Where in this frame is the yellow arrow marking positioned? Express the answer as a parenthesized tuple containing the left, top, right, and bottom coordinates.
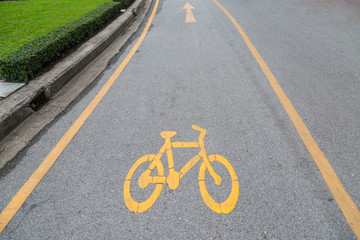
(183, 3, 196, 23)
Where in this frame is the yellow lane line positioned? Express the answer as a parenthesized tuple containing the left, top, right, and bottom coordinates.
(0, 0, 160, 234)
(213, 0, 360, 237)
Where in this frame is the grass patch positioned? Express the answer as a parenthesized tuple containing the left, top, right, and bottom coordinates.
(0, 0, 134, 82)
(0, 0, 112, 58)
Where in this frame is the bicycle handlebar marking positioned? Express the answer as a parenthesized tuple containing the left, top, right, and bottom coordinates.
(123, 125, 239, 214)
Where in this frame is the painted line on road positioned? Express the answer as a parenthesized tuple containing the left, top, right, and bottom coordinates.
(213, 0, 360, 237)
(0, 0, 159, 234)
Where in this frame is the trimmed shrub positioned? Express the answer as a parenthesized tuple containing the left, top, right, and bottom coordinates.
(0, 0, 134, 82)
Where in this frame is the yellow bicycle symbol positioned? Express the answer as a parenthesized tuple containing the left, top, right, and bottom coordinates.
(124, 125, 239, 214)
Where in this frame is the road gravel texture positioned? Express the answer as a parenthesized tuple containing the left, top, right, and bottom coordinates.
(0, 0, 359, 238)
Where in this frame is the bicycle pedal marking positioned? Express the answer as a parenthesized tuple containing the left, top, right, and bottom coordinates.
(123, 125, 239, 214)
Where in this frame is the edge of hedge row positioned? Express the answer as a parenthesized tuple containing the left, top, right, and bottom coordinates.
(0, 0, 134, 83)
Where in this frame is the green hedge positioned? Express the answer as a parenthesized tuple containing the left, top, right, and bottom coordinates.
(0, 0, 134, 82)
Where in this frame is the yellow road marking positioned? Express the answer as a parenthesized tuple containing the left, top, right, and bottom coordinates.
(198, 154, 239, 214)
(180, 155, 201, 178)
(0, 0, 160, 234)
(183, 3, 197, 23)
(172, 142, 200, 148)
(213, 0, 360, 237)
(124, 125, 239, 214)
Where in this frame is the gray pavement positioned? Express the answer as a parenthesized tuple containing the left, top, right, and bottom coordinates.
(0, 0, 359, 239)
(0, 82, 25, 99)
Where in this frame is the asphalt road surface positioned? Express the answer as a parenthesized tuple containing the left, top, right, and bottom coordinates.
(1, 0, 359, 238)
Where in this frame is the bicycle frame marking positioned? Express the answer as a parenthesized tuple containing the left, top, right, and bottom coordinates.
(144, 143, 202, 183)
(124, 125, 239, 214)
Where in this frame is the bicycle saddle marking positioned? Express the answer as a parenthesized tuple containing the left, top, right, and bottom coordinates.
(160, 131, 177, 139)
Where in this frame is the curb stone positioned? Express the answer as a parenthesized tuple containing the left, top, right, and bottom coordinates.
(0, 0, 147, 142)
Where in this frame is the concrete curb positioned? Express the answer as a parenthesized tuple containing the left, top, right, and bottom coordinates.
(0, 0, 146, 142)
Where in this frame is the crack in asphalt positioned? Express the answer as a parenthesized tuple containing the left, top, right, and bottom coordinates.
(7, 197, 52, 237)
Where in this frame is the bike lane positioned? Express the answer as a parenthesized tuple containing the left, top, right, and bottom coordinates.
(0, 0, 356, 238)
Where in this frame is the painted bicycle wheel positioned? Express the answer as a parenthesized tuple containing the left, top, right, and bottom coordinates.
(124, 154, 164, 213)
(198, 154, 239, 214)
